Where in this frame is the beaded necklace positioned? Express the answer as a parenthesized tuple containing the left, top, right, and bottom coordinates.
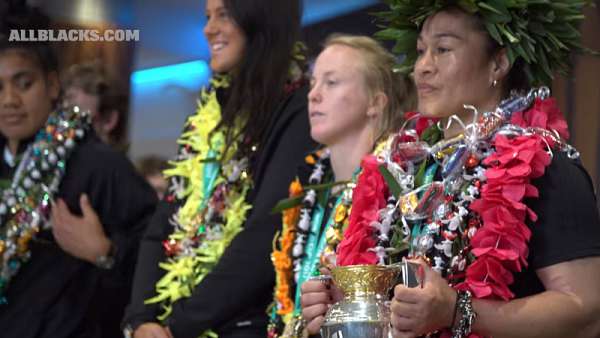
(0, 106, 90, 303)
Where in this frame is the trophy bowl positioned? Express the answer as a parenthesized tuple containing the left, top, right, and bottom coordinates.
(320, 264, 400, 338)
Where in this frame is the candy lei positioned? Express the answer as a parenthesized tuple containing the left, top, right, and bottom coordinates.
(269, 149, 355, 337)
(145, 77, 253, 338)
(0, 106, 90, 304)
(336, 87, 577, 337)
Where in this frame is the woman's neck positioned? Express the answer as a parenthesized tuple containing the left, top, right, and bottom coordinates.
(7, 139, 19, 156)
(328, 128, 375, 182)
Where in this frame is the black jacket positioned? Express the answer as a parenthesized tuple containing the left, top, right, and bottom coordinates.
(0, 132, 158, 338)
(123, 85, 316, 338)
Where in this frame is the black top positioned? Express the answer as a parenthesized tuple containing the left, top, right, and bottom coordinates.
(0, 132, 157, 338)
(511, 152, 600, 297)
(123, 85, 316, 338)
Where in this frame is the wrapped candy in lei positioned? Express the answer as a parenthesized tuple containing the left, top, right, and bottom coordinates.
(145, 77, 253, 338)
(0, 106, 90, 304)
(336, 87, 577, 337)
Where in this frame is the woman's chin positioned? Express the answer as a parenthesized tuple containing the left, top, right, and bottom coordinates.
(417, 104, 453, 119)
(310, 129, 335, 147)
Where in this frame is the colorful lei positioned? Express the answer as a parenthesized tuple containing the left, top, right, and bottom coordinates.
(336, 87, 577, 337)
(146, 44, 308, 336)
(145, 77, 253, 338)
(268, 149, 355, 338)
(0, 106, 90, 304)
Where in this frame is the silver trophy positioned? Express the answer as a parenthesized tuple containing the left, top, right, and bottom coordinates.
(320, 261, 420, 338)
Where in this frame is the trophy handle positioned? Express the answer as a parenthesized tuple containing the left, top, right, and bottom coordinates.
(388, 259, 422, 288)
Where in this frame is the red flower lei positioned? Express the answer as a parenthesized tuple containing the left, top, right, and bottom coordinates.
(336, 155, 387, 266)
(338, 98, 571, 337)
(458, 97, 568, 300)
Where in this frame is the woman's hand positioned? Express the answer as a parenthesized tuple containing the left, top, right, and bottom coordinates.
(133, 323, 173, 338)
(51, 194, 111, 264)
(300, 269, 344, 334)
(390, 261, 457, 338)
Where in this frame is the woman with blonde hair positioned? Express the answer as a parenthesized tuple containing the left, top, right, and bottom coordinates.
(268, 34, 414, 338)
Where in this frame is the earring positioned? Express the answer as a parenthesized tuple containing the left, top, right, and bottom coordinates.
(492, 79, 498, 88)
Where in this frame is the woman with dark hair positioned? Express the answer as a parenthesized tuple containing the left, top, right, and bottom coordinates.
(0, 4, 157, 338)
(301, 1, 600, 338)
(122, 0, 314, 337)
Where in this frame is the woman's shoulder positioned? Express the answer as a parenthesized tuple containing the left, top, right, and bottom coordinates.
(277, 82, 309, 122)
(527, 150, 600, 269)
(261, 82, 311, 145)
(533, 150, 594, 196)
(69, 131, 136, 174)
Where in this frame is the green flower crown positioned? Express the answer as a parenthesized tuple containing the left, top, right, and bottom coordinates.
(374, 0, 596, 86)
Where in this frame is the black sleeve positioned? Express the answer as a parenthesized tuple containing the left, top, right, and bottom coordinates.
(527, 152, 600, 270)
(123, 199, 178, 329)
(166, 98, 315, 336)
(58, 138, 158, 282)
(56, 137, 158, 338)
(83, 149, 158, 282)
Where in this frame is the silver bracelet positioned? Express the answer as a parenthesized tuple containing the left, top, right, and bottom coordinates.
(451, 290, 477, 338)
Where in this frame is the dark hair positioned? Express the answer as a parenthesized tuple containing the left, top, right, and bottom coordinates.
(0, 1, 57, 75)
(467, 14, 529, 95)
(62, 62, 130, 149)
(216, 0, 303, 155)
(440, 6, 529, 95)
(136, 155, 168, 177)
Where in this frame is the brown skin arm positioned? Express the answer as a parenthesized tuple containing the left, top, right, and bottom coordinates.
(390, 257, 600, 338)
(471, 256, 600, 338)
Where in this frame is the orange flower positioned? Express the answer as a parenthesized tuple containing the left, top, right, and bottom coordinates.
(289, 178, 303, 196)
(272, 178, 304, 316)
(305, 154, 316, 165)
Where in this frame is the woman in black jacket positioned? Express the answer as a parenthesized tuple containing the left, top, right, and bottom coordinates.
(123, 0, 315, 337)
(0, 5, 157, 338)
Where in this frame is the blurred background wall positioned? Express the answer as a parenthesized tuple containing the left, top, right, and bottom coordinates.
(31, 0, 600, 184)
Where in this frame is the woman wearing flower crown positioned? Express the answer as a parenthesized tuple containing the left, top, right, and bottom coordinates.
(268, 34, 414, 338)
(0, 4, 157, 338)
(301, 1, 600, 338)
(122, 0, 316, 337)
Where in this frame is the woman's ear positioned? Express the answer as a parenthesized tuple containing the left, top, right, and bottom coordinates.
(490, 48, 510, 84)
(367, 92, 388, 118)
(100, 109, 120, 134)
